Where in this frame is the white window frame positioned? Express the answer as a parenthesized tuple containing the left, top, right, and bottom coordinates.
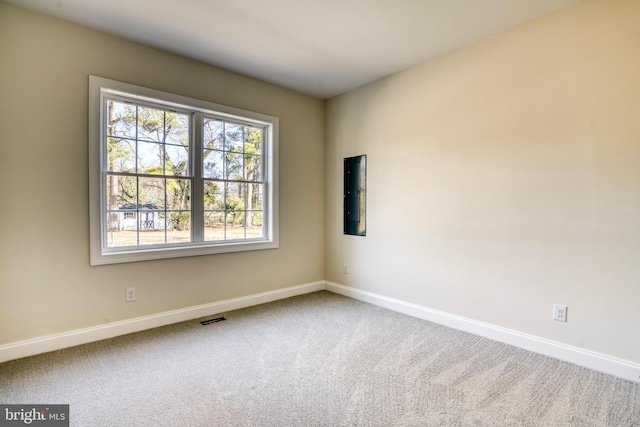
(89, 76, 279, 265)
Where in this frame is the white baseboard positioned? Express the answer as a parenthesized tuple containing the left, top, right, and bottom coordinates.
(325, 281, 640, 384)
(0, 281, 325, 363)
(3, 280, 639, 384)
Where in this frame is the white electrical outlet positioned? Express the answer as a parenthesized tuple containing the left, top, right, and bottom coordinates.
(126, 287, 136, 302)
(553, 304, 567, 322)
(343, 264, 348, 274)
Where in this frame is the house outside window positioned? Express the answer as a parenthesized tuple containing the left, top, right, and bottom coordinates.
(89, 76, 279, 265)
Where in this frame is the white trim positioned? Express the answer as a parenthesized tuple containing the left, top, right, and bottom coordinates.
(0, 281, 324, 363)
(88, 75, 279, 265)
(325, 282, 640, 384)
(3, 280, 638, 384)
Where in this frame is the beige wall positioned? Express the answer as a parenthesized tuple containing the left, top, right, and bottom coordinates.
(0, 2, 325, 344)
(326, 0, 640, 363)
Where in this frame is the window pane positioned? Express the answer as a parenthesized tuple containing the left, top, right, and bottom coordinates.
(226, 152, 243, 180)
(203, 119, 224, 150)
(226, 182, 245, 211)
(244, 126, 262, 154)
(165, 112, 189, 145)
(107, 138, 136, 173)
(165, 144, 189, 176)
(107, 229, 138, 248)
(107, 193, 139, 249)
(244, 154, 262, 181)
(139, 211, 166, 245)
(167, 179, 191, 211)
(111, 175, 137, 208)
(167, 212, 191, 242)
(247, 183, 263, 210)
(203, 150, 223, 179)
(105, 175, 119, 211)
(226, 212, 245, 240)
(204, 212, 225, 241)
(107, 101, 136, 139)
(204, 181, 224, 210)
(225, 123, 243, 152)
(139, 177, 165, 209)
(246, 212, 263, 238)
(138, 106, 164, 142)
(106, 210, 120, 234)
(139, 230, 164, 245)
(138, 141, 163, 174)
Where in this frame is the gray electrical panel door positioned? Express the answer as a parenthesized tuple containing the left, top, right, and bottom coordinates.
(344, 155, 366, 236)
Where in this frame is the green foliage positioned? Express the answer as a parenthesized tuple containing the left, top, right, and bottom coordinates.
(139, 109, 162, 134)
(226, 196, 243, 211)
(144, 165, 163, 175)
(169, 212, 190, 231)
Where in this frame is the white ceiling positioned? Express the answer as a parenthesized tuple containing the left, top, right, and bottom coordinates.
(6, 0, 578, 99)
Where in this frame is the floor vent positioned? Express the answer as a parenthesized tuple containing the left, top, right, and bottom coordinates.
(200, 317, 226, 326)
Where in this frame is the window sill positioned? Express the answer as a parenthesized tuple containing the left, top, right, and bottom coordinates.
(90, 240, 279, 265)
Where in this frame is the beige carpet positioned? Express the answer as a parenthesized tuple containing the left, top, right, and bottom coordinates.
(1, 291, 638, 426)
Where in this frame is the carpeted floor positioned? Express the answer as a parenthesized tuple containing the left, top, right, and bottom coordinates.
(1, 291, 639, 426)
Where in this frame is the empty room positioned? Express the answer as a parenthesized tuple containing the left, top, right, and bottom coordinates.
(1, 0, 639, 425)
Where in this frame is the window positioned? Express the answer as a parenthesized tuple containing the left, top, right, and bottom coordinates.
(89, 76, 278, 265)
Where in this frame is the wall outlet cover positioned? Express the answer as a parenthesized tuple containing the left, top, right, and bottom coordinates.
(553, 304, 567, 322)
